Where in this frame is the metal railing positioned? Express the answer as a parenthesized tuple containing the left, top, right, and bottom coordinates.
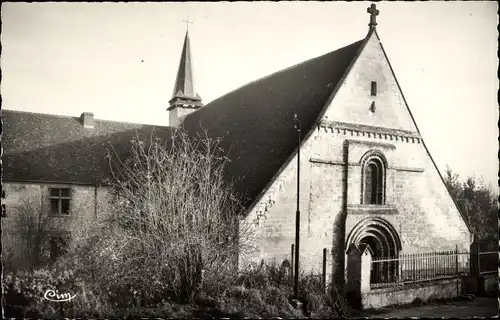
(371, 248, 470, 288)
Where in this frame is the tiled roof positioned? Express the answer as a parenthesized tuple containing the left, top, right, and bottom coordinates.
(3, 38, 364, 206)
(183, 39, 364, 207)
(2, 110, 174, 185)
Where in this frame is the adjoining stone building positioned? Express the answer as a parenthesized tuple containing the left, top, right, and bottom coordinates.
(2, 5, 471, 285)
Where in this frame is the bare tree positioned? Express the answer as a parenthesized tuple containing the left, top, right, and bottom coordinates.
(6, 198, 65, 271)
(92, 129, 256, 304)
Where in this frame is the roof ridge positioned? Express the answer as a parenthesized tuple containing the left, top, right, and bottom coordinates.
(242, 38, 367, 215)
(95, 118, 168, 127)
(2, 109, 170, 128)
(2, 109, 78, 119)
(196, 39, 365, 111)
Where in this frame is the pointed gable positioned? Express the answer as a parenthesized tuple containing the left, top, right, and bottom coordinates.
(183, 40, 364, 206)
(322, 28, 418, 133)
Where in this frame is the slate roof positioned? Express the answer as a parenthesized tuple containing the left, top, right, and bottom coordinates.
(2, 110, 174, 185)
(183, 39, 364, 207)
(3, 37, 364, 207)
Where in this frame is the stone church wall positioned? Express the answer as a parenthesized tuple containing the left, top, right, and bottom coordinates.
(241, 125, 470, 285)
(240, 29, 470, 283)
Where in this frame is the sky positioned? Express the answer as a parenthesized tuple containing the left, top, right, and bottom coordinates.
(1, 1, 498, 189)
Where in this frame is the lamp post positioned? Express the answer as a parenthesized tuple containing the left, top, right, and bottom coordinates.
(293, 114, 301, 300)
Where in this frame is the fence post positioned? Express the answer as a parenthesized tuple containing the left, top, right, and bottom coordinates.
(346, 243, 373, 296)
(291, 244, 294, 281)
(433, 252, 436, 278)
(346, 244, 361, 295)
(417, 252, 421, 280)
(399, 254, 403, 282)
(322, 248, 327, 292)
(475, 243, 481, 295)
(470, 242, 480, 294)
(412, 253, 416, 281)
(360, 245, 373, 294)
(455, 244, 460, 296)
(476, 247, 480, 277)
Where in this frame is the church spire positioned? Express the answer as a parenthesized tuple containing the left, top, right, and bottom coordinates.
(168, 24, 203, 127)
(169, 30, 202, 105)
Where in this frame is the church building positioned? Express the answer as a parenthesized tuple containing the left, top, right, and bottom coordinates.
(2, 5, 471, 283)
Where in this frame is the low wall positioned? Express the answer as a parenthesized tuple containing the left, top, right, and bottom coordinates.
(362, 278, 462, 309)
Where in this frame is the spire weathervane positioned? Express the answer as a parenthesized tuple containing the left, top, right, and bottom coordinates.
(367, 3, 379, 28)
(183, 16, 193, 32)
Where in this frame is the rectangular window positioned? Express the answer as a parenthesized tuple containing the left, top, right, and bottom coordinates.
(370, 81, 377, 96)
(49, 188, 71, 215)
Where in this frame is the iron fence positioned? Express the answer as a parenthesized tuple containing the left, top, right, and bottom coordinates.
(371, 248, 470, 288)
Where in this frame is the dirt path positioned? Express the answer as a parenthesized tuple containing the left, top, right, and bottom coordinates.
(364, 297, 498, 318)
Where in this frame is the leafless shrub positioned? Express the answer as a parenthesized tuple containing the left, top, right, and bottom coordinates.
(5, 198, 65, 271)
(87, 128, 256, 304)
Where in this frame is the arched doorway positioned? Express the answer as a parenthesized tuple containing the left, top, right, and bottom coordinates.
(346, 217, 402, 284)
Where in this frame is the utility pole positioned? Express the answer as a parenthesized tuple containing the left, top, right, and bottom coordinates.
(293, 114, 301, 300)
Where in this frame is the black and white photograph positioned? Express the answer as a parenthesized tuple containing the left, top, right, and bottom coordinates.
(1, 1, 498, 318)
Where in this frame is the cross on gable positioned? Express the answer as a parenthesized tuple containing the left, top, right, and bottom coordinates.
(183, 16, 193, 31)
(367, 3, 379, 28)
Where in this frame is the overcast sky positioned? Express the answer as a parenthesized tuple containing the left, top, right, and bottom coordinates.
(1, 2, 498, 188)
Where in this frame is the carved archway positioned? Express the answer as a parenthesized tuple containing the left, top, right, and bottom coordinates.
(345, 217, 402, 283)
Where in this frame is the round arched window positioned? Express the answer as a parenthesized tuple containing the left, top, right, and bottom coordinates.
(361, 153, 386, 205)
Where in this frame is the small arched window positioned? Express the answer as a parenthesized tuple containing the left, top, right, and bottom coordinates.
(361, 153, 386, 205)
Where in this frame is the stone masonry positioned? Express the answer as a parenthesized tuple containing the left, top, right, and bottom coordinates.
(240, 30, 471, 284)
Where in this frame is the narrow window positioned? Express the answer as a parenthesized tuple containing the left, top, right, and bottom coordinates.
(49, 188, 71, 215)
(375, 166, 383, 204)
(363, 157, 385, 205)
(371, 81, 377, 96)
(370, 162, 379, 203)
(364, 165, 373, 204)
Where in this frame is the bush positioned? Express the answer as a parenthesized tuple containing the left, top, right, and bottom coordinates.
(217, 261, 350, 319)
(217, 285, 301, 319)
(3, 258, 351, 318)
(235, 260, 293, 291)
(94, 130, 255, 305)
(291, 272, 352, 318)
(2, 266, 80, 318)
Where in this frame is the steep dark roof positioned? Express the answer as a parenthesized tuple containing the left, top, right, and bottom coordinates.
(3, 38, 363, 204)
(183, 39, 364, 207)
(2, 110, 174, 185)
